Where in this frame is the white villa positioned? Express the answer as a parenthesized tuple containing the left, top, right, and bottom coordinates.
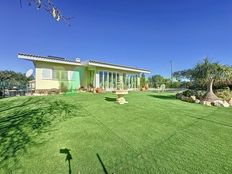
(18, 53, 150, 93)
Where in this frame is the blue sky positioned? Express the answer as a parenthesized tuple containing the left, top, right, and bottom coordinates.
(0, 0, 232, 77)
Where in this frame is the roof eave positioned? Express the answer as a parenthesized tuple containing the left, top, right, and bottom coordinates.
(18, 54, 82, 66)
(88, 62, 150, 74)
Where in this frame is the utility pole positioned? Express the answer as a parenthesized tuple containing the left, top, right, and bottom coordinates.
(170, 60, 173, 83)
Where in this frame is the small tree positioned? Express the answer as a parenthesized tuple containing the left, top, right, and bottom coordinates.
(174, 58, 232, 102)
(60, 82, 68, 93)
(148, 75, 165, 88)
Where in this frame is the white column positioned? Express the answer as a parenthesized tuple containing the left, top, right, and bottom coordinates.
(115, 72, 117, 89)
(102, 71, 104, 88)
(95, 71, 99, 88)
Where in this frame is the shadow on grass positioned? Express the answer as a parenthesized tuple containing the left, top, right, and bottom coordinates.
(60, 148, 72, 174)
(104, 97, 116, 102)
(148, 94, 176, 100)
(96, 153, 110, 174)
(184, 114, 232, 128)
(0, 97, 34, 113)
(0, 97, 84, 172)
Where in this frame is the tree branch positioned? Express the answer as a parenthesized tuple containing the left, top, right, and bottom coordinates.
(21, 0, 73, 26)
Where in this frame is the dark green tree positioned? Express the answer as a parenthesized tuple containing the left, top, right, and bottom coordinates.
(148, 75, 166, 88)
(0, 70, 33, 90)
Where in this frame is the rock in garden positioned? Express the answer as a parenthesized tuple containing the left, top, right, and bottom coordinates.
(212, 100, 230, 107)
(212, 100, 224, 107)
(228, 98, 232, 106)
(176, 93, 183, 99)
(189, 96, 196, 102)
(201, 100, 212, 106)
(190, 96, 196, 101)
(195, 99, 200, 104)
(181, 95, 187, 101)
(222, 101, 230, 107)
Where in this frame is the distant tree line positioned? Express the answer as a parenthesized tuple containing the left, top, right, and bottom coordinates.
(147, 74, 182, 88)
(0, 70, 34, 90)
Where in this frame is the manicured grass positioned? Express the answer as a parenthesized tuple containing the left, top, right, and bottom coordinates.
(0, 92, 232, 174)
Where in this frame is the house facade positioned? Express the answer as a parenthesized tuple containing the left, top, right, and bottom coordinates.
(18, 53, 150, 92)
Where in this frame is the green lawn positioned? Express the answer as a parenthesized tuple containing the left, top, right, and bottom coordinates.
(0, 92, 232, 174)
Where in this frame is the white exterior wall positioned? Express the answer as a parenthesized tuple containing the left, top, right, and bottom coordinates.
(35, 61, 82, 90)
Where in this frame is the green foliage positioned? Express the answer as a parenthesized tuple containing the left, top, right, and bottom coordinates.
(148, 74, 182, 88)
(214, 79, 232, 90)
(191, 58, 222, 81)
(60, 82, 68, 93)
(0, 70, 34, 90)
(173, 58, 232, 89)
(178, 88, 232, 101)
(48, 88, 60, 95)
(148, 74, 166, 88)
(215, 88, 232, 100)
(170, 81, 181, 88)
(181, 89, 206, 99)
(173, 69, 193, 80)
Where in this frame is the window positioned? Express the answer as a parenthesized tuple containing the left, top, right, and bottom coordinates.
(109, 72, 112, 88)
(52, 70, 59, 80)
(60, 71, 68, 81)
(113, 73, 116, 88)
(42, 68, 52, 79)
(99, 71, 104, 88)
(123, 73, 126, 88)
(117, 73, 120, 83)
(68, 71, 74, 81)
(104, 72, 108, 89)
(135, 75, 138, 88)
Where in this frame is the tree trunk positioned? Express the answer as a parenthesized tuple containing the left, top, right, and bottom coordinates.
(203, 78, 219, 102)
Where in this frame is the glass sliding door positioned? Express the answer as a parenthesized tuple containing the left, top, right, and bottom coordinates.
(133, 75, 136, 89)
(113, 73, 116, 88)
(120, 73, 139, 90)
(104, 72, 108, 89)
(109, 72, 113, 89)
(135, 75, 138, 88)
(99, 71, 104, 88)
(123, 73, 126, 89)
(116, 73, 120, 89)
(96, 71, 139, 91)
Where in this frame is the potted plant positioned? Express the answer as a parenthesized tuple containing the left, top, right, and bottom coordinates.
(96, 87, 103, 93)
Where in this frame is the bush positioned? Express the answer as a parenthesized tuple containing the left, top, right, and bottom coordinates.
(170, 81, 181, 88)
(182, 90, 194, 97)
(181, 89, 206, 99)
(179, 88, 232, 101)
(60, 82, 68, 93)
(79, 86, 85, 91)
(48, 88, 60, 95)
(36, 89, 48, 95)
(215, 88, 232, 100)
(96, 87, 104, 93)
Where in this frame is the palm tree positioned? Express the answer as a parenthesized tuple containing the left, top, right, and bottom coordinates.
(174, 58, 232, 102)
